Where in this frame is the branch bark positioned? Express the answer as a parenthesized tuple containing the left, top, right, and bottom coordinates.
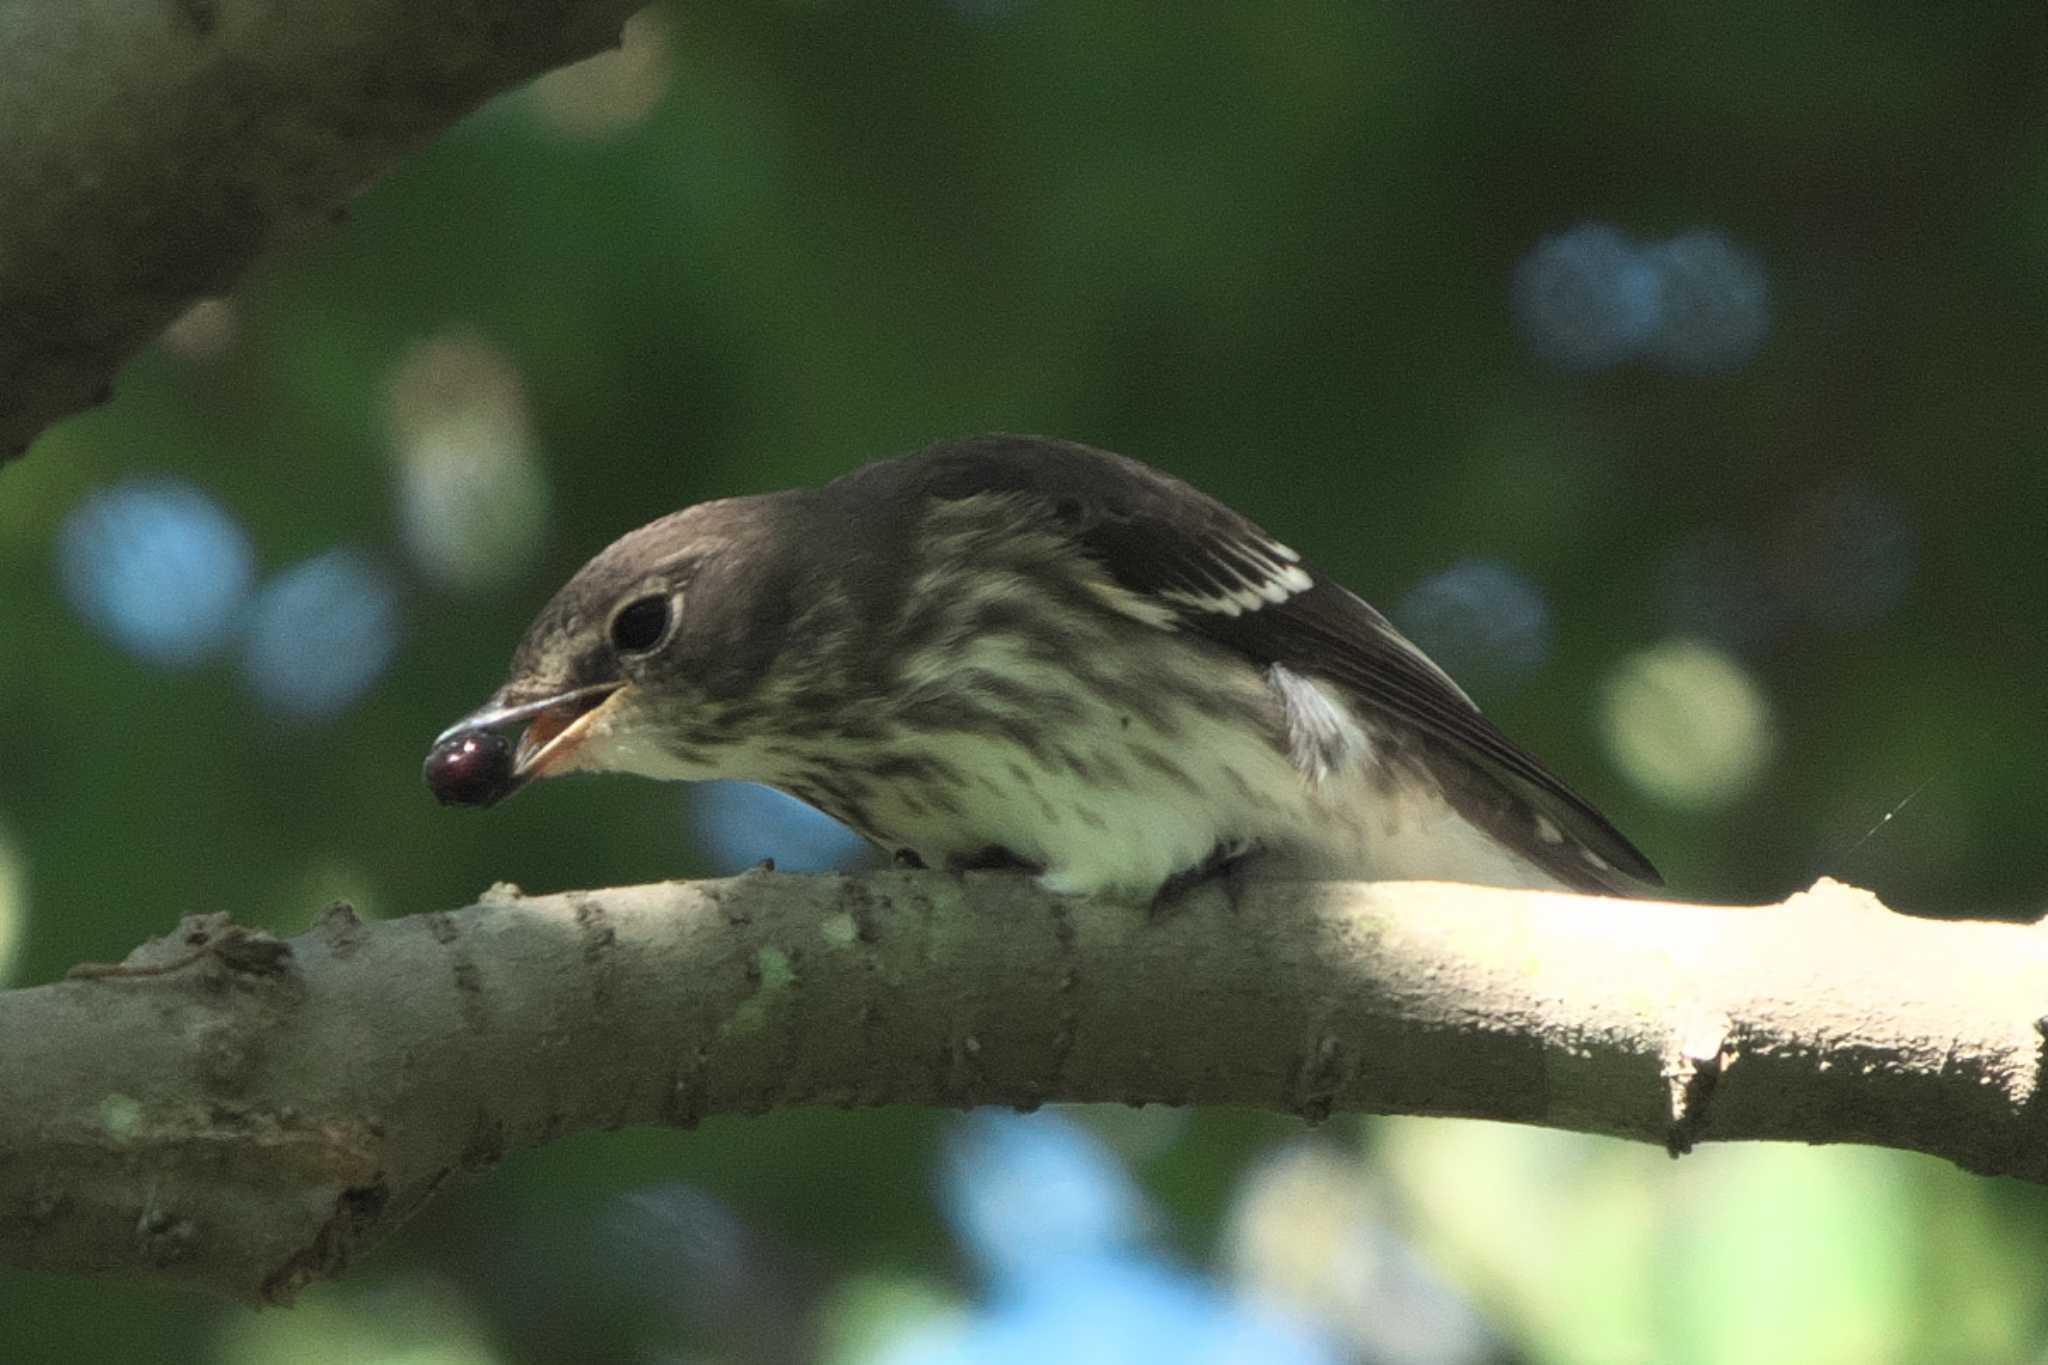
(0, 0, 643, 461)
(0, 872, 2042, 1305)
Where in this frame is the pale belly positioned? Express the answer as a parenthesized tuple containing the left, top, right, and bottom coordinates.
(795, 711, 1567, 899)
(845, 717, 1296, 897)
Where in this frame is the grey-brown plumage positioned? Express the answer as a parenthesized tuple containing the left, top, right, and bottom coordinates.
(427, 434, 1661, 899)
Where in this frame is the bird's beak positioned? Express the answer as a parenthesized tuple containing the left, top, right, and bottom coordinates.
(426, 679, 625, 806)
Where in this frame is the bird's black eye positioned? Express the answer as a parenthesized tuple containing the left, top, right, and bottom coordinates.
(609, 595, 671, 655)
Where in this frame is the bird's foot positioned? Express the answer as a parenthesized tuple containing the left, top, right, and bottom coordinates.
(1150, 839, 1259, 919)
(945, 845, 1046, 876)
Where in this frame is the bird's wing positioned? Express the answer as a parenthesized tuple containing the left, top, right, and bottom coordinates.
(907, 436, 1662, 889)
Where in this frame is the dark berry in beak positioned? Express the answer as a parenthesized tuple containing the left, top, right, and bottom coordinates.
(424, 730, 517, 807)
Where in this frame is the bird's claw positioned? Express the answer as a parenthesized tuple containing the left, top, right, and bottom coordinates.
(1150, 839, 1258, 919)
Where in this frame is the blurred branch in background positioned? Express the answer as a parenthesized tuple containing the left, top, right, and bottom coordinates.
(3, 871, 2045, 1307)
(0, 0, 644, 461)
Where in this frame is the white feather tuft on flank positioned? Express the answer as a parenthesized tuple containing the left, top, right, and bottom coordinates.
(1268, 664, 1369, 784)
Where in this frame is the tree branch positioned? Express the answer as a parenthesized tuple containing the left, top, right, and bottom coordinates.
(0, 0, 643, 461)
(0, 872, 2043, 1305)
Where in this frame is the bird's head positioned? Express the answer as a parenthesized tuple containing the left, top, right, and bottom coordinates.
(424, 491, 813, 807)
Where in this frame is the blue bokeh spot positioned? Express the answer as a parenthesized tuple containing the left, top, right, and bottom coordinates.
(1644, 229, 1772, 375)
(1513, 223, 1770, 376)
(686, 780, 874, 874)
(1510, 223, 1662, 373)
(880, 1111, 1335, 1364)
(1395, 558, 1554, 685)
(240, 550, 402, 721)
(942, 1111, 1146, 1286)
(56, 479, 255, 668)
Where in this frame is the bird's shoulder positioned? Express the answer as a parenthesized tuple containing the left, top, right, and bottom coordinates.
(835, 434, 1315, 618)
(834, 437, 1480, 754)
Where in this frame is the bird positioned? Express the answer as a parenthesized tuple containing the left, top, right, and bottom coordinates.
(425, 434, 1660, 901)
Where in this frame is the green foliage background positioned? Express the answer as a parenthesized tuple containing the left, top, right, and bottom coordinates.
(5, 4, 2048, 1361)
